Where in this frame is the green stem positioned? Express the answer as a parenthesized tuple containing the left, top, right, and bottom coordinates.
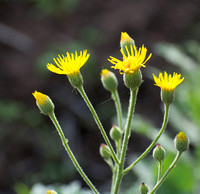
(112, 89, 123, 130)
(123, 104, 170, 174)
(150, 152, 182, 194)
(110, 89, 123, 193)
(157, 161, 162, 182)
(113, 88, 138, 194)
(77, 86, 119, 164)
(49, 112, 99, 194)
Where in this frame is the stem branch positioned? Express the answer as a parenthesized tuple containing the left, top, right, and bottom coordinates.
(150, 152, 182, 194)
(49, 113, 99, 194)
(123, 104, 170, 174)
(113, 88, 138, 194)
(77, 86, 119, 164)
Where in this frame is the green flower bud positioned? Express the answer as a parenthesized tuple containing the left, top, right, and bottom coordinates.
(161, 89, 175, 105)
(139, 182, 149, 194)
(153, 144, 166, 162)
(33, 91, 54, 116)
(99, 144, 112, 160)
(101, 69, 118, 92)
(123, 70, 142, 89)
(110, 124, 122, 142)
(68, 72, 83, 88)
(175, 132, 189, 152)
(46, 191, 57, 194)
(120, 32, 136, 57)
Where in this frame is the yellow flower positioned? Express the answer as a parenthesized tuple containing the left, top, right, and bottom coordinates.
(47, 50, 90, 76)
(108, 45, 152, 74)
(153, 71, 184, 91)
(33, 91, 54, 115)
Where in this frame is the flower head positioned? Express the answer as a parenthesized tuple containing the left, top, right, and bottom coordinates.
(175, 132, 189, 152)
(47, 50, 90, 76)
(153, 71, 184, 92)
(33, 91, 54, 115)
(108, 45, 152, 74)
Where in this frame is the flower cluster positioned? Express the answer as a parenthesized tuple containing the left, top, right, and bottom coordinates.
(32, 32, 188, 194)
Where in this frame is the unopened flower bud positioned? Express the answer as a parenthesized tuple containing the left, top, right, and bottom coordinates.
(101, 69, 118, 92)
(153, 144, 166, 162)
(123, 70, 142, 89)
(46, 190, 57, 194)
(120, 32, 135, 57)
(33, 91, 54, 116)
(110, 125, 122, 142)
(100, 144, 112, 160)
(139, 182, 149, 194)
(175, 132, 189, 152)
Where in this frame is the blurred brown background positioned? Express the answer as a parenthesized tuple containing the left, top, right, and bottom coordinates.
(0, 0, 199, 193)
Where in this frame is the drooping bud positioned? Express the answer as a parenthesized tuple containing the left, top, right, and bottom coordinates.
(99, 144, 112, 160)
(174, 132, 189, 152)
(153, 144, 166, 162)
(32, 91, 54, 116)
(101, 69, 118, 92)
(120, 32, 135, 57)
(110, 124, 122, 142)
(123, 70, 142, 89)
(46, 190, 57, 194)
(139, 182, 149, 194)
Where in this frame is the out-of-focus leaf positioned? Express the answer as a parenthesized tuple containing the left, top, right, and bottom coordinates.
(154, 42, 197, 71)
(0, 100, 22, 122)
(14, 182, 30, 194)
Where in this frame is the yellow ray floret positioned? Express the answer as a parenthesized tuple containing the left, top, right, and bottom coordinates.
(101, 69, 109, 76)
(153, 71, 184, 91)
(47, 50, 90, 76)
(32, 91, 49, 106)
(121, 32, 132, 42)
(108, 45, 152, 74)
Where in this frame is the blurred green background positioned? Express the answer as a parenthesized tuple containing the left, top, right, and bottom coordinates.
(0, 0, 199, 193)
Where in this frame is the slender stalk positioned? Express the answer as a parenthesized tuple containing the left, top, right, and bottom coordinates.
(77, 86, 119, 164)
(110, 89, 123, 193)
(157, 161, 162, 182)
(112, 89, 123, 130)
(123, 104, 170, 174)
(150, 152, 182, 194)
(49, 112, 99, 194)
(113, 88, 138, 194)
